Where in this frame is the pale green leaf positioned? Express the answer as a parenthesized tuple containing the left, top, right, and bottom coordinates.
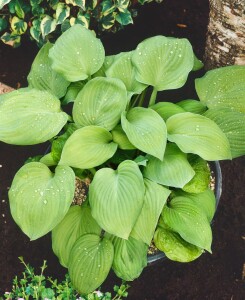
(52, 205, 101, 267)
(39, 153, 57, 167)
(193, 54, 204, 71)
(132, 36, 194, 91)
(143, 143, 195, 188)
(177, 99, 207, 114)
(106, 234, 148, 281)
(62, 81, 85, 105)
(111, 125, 136, 150)
(106, 51, 146, 96)
(73, 77, 127, 131)
(49, 25, 105, 81)
(89, 160, 145, 239)
(167, 112, 231, 160)
(40, 16, 57, 38)
(121, 107, 167, 160)
(27, 42, 70, 98)
(9, 162, 75, 240)
(195, 65, 245, 113)
(154, 227, 203, 262)
(0, 88, 68, 145)
(162, 196, 212, 252)
(68, 234, 113, 294)
(59, 126, 117, 169)
(131, 179, 171, 245)
(204, 108, 245, 158)
(151, 102, 185, 121)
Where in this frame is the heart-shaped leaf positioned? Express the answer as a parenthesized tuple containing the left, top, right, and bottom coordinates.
(195, 65, 245, 113)
(0, 88, 68, 145)
(73, 77, 127, 131)
(177, 99, 207, 114)
(27, 42, 69, 98)
(111, 125, 136, 150)
(121, 107, 167, 160)
(204, 108, 245, 158)
(132, 36, 194, 91)
(162, 196, 212, 252)
(52, 205, 101, 267)
(59, 126, 117, 169)
(106, 51, 146, 96)
(151, 102, 185, 121)
(154, 227, 203, 262)
(167, 112, 231, 160)
(106, 234, 148, 281)
(89, 160, 145, 239)
(9, 162, 75, 240)
(131, 179, 171, 245)
(49, 25, 105, 81)
(143, 143, 195, 188)
(68, 234, 114, 294)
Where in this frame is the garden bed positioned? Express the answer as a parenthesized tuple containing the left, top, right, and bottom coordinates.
(0, 0, 245, 299)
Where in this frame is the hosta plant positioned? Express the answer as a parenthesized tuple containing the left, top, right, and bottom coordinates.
(1, 25, 245, 294)
(0, 0, 155, 47)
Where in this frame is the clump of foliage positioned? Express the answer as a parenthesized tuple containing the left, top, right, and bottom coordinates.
(0, 0, 155, 47)
(1, 257, 129, 300)
(1, 25, 245, 294)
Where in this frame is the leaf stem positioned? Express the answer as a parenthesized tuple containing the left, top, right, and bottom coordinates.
(89, 168, 96, 176)
(149, 87, 158, 107)
(138, 88, 147, 107)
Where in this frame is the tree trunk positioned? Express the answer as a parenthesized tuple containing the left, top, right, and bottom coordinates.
(204, 0, 245, 69)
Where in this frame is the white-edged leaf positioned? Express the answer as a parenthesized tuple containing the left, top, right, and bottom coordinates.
(68, 234, 114, 294)
(204, 108, 245, 158)
(195, 65, 245, 113)
(9, 162, 75, 240)
(106, 234, 148, 281)
(0, 0, 11, 10)
(121, 107, 167, 160)
(143, 143, 195, 188)
(49, 25, 105, 81)
(40, 16, 57, 38)
(56, 3, 70, 25)
(167, 112, 231, 160)
(89, 160, 145, 239)
(27, 42, 70, 98)
(162, 196, 212, 252)
(131, 179, 171, 245)
(132, 36, 194, 91)
(59, 126, 117, 169)
(52, 205, 101, 267)
(73, 77, 127, 131)
(0, 88, 68, 145)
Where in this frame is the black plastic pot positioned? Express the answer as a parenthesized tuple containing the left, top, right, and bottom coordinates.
(147, 161, 222, 265)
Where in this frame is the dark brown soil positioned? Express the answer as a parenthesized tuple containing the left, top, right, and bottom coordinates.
(1, 0, 245, 299)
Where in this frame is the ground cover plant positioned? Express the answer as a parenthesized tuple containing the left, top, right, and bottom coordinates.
(0, 24, 245, 294)
(0, 0, 154, 47)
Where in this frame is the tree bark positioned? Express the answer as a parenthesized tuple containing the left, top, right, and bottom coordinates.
(204, 0, 245, 69)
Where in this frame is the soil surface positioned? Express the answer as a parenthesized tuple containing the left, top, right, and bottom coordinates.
(1, 0, 245, 299)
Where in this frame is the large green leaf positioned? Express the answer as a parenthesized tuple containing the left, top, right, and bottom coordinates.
(27, 42, 69, 98)
(52, 205, 101, 267)
(162, 196, 212, 252)
(132, 36, 194, 91)
(167, 112, 231, 160)
(143, 143, 195, 188)
(111, 125, 136, 150)
(177, 99, 207, 114)
(154, 227, 203, 262)
(62, 81, 85, 105)
(59, 126, 117, 169)
(9, 162, 75, 240)
(131, 179, 171, 245)
(105, 51, 146, 96)
(173, 189, 216, 223)
(121, 107, 167, 160)
(151, 102, 185, 122)
(204, 108, 245, 158)
(89, 160, 145, 239)
(73, 77, 127, 131)
(68, 234, 114, 294)
(0, 88, 68, 145)
(195, 65, 245, 113)
(183, 155, 210, 193)
(107, 234, 148, 281)
(49, 25, 105, 81)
